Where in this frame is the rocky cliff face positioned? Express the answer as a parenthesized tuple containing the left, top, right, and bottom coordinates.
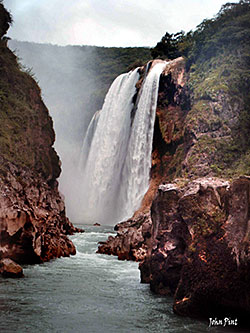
(140, 177, 250, 322)
(0, 4, 80, 273)
(0, 163, 78, 265)
(97, 57, 189, 259)
(97, 43, 250, 324)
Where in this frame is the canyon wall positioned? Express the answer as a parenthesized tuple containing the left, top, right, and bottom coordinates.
(97, 1, 250, 322)
(0, 4, 80, 275)
(140, 177, 250, 323)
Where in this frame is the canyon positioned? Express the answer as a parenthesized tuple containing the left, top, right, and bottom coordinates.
(1, 0, 250, 328)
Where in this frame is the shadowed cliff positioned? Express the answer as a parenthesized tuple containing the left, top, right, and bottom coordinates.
(0, 3, 81, 275)
(97, 1, 250, 326)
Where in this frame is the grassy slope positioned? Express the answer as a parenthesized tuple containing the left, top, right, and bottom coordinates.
(0, 36, 60, 180)
(186, 2, 250, 177)
(154, 1, 250, 179)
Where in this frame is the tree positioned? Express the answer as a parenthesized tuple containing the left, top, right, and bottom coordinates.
(0, 2, 12, 39)
(151, 31, 185, 59)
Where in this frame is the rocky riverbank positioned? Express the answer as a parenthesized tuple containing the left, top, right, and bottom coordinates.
(97, 5, 250, 323)
(98, 176, 250, 324)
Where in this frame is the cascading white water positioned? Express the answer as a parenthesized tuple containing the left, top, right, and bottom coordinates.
(118, 61, 167, 218)
(79, 109, 100, 171)
(78, 61, 166, 224)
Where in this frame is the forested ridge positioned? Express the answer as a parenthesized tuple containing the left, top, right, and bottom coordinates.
(152, 0, 250, 177)
(7, 0, 250, 177)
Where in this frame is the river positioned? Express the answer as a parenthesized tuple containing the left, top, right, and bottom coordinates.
(0, 225, 244, 332)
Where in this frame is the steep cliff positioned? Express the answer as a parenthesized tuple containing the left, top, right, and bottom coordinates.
(98, 1, 250, 324)
(0, 4, 80, 273)
(98, 56, 189, 259)
(140, 177, 250, 323)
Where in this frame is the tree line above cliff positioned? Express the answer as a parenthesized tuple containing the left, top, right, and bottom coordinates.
(151, 0, 250, 177)
(151, 0, 250, 64)
(5, 0, 250, 179)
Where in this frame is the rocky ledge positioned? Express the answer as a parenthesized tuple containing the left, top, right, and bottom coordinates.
(98, 176, 250, 325)
(97, 213, 152, 261)
(0, 160, 83, 270)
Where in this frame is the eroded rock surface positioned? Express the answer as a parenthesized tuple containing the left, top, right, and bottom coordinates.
(0, 258, 24, 278)
(0, 160, 82, 265)
(140, 177, 250, 322)
(97, 213, 152, 261)
(0, 4, 82, 273)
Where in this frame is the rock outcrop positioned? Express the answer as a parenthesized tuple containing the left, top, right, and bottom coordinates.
(140, 177, 250, 323)
(97, 213, 152, 261)
(0, 258, 23, 278)
(0, 4, 81, 275)
(0, 163, 80, 265)
(98, 176, 250, 323)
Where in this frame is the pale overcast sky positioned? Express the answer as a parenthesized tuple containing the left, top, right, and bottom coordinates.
(3, 0, 239, 47)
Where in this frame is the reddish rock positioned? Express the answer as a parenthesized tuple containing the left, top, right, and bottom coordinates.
(139, 177, 250, 324)
(0, 167, 80, 264)
(0, 258, 24, 278)
(0, 8, 82, 266)
(97, 213, 152, 261)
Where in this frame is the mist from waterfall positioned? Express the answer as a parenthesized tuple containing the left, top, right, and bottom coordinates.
(79, 61, 166, 225)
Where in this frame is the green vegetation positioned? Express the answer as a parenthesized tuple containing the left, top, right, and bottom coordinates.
(152, 0, 250, 178)
(151, 31, 186, 59)
(0, 6, 60, 180)
(10, 40, 151, 144)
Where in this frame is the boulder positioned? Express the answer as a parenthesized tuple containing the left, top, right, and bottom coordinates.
(97, 213, 152, 261)
(0, 258, 24, 278)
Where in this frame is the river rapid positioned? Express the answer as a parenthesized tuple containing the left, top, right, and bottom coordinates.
(0, 225, 243, 333)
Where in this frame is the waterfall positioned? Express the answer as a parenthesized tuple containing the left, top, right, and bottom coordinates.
(78, 61, 166, 224)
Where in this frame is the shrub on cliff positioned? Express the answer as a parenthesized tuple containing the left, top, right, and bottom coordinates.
(0, 1, 12, 39)
(152, 0, 250, 177)
(0, 4, 60, 181)
(151, 31, 185, 60)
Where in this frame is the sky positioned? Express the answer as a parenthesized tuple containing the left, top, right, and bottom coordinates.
(3, 0, 239, 47)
